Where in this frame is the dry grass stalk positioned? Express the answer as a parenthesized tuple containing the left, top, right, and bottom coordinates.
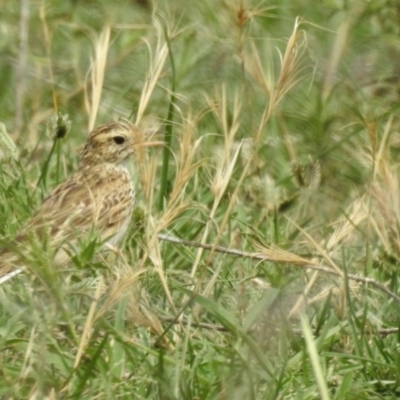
(326, 199, 367, 250)
(288, 270, 319, 318)
(366, 116, 400, 256)
(140, 113, 201, 223)
(286, 216, 344, 276)
(96, 266, 149, 319)
(137, 143, 158, 206)
(135, 17, 170, 125)
(137, 115, 202, 314)
(73, 277, 104, 370)
(95, 264, 172, 346)
(199, 156, 253, 304)
(85, 27, 111, 131)
(289, 278, 361, 319)
(21, 325, 36, 381)
(157, 116, 202, 230)
(14, 0, 30, 136)
(158, 233, 400, 304)
(372, 182, 400, 257)
(322, 3, 364, 99)
(254, 17, 309, 144)
(373, 115, 393, 182)
(188, 87, 243, 284)
(147, 220, 177, 313)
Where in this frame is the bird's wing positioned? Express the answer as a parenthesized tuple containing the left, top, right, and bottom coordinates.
(21, 164, 135, 250)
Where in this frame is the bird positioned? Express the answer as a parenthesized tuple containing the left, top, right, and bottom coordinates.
(0, 120, 161, 283)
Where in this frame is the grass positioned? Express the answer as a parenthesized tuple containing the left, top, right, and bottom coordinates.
(1, 0, 400, 398)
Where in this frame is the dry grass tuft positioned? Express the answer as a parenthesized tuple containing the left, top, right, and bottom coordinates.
(85, 27, 111, 131)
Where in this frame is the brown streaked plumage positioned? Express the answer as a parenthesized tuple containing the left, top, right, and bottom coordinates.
(0, 120, 160, 282)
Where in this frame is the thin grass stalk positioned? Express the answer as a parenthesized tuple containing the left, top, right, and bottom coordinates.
(326, 199, 367, 250)
(321, 6, 359, 100)
(288, 270, 319, 318)
(158, 23, 177, 210)
(35, 137, 57, 191)
(159, 234, 400, 304)
(135, 18, 169, 125)
(188, 88, 242, 282)
(21, 326, 36, 381)
(255, 17, 306, 144)
(199, 155, 252, 301)
(374, 115, 393, 183)
(153, 116, 201, 231)
(73, 277, 104, 370)
(136, 118, 200, 312)
(39, 3, 59, 115)
(301, 315, 331, 400)
(286, 216, 344, 276)
(14, 0, 29, 136)
(85, 27, 111, 131)
(148, 226, 177, 313)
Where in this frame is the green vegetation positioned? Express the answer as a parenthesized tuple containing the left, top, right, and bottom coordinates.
(1, 0, 400, 398)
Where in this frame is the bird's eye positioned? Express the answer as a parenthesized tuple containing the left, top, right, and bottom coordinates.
(113, 136, 125, 145)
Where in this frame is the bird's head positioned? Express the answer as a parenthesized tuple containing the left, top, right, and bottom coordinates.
(80, 120, 162, 166)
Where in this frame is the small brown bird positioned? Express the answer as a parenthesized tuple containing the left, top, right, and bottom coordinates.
(0, 120, 160, 283)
